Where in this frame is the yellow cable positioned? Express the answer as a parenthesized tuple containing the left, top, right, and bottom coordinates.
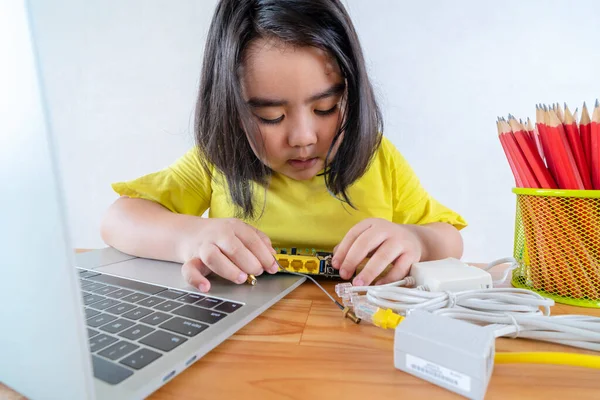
(495, 352, 600, 369)
(372, 308, 404, 329)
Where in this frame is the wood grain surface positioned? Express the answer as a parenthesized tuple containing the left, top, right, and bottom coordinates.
(2, 253, 600, 400)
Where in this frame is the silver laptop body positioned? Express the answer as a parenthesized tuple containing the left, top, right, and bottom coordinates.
(0, 2, 305, 399)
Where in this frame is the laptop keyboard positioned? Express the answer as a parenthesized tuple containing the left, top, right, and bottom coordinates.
(77, 269, 243, 385)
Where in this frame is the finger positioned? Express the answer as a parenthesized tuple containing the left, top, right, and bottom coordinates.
(254, 227, 275, 252)
(238, 226, 279, 274)
(332, 220, 372, 270)
(200, 244, 248, 284)
(373, 253, 414, 286)
(352, 239, 401, 286)
(217, 235, 264, 276)
(181, 257, 212, 293)
(339, 227, 386, 280)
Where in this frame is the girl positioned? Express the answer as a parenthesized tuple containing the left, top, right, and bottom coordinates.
(101, 0, 467, 293)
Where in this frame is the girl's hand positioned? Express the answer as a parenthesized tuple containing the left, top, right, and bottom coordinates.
(179, 218, 279, 292)
(331, 218, 423, 286)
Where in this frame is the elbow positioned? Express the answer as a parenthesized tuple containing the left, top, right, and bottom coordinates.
(428, 222, 464, 260)
(100, 215, 112, 246)
(446, 224, 464, 259)
(100, 197, 126, 247)
(100, 207, 115, 246)
(454, 230, 464, 259)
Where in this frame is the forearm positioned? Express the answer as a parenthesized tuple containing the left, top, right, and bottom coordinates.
(405, 222, 464, 261)
(100, 197, 198, 263)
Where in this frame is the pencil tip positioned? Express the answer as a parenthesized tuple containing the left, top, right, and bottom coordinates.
(564, 102, 568, 109)
(596, 99, 599, 108)
(584, 101, 587, 107)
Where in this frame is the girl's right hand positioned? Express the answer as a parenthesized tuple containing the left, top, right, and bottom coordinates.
(178, 218, 279, 293)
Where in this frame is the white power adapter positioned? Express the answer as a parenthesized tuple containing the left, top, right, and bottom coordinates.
(394, 309, 495, 400)
(409, 258, 493, 292)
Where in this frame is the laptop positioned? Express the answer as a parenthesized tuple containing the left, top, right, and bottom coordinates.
(0, 3, 305, 399)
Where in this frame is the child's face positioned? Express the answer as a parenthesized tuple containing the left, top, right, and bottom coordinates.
(241, 39, 345, 181)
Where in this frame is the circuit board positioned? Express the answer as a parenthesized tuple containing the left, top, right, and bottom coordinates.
(274, 247, 391, 279)
(274, 247, 340, 277)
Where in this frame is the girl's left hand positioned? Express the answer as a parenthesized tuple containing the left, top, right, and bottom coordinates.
(331, 218, 423, 286)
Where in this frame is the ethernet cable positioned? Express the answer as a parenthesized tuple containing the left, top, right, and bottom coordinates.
(353, 301, 600, 368)
(277, 257, 600, 370)
(435, 308, 600, 351)
(338, 285, 554, 316)
(340, 286, 600, 351)
(494, 352, 600, 369)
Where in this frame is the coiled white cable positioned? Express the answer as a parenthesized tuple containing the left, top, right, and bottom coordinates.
(356, 287, 553, 316)
(335, 256, 600, 352)
(433, 308, 600, 351)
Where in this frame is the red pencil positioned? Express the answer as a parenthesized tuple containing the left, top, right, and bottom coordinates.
(509, 117, 557, 189)
(555, 102, 565, 124)
(546, 109, 585, 189)
(536, 106, 558, 184)
(528, 117, 545, 162)
(500, 119, 538, 187)
(564, 104, 592, 189)
(580, 103, 592, 175)
(497, 120, 523, 187)
(591, 100, 600, 190)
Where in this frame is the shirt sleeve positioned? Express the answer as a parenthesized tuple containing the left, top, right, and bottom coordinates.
(385, 139, 468, 230)
(111, 148, 212, 216)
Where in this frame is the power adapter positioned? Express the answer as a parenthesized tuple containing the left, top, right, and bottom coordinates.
(394, 309, 495, 400)
(409, 258, 493, 291)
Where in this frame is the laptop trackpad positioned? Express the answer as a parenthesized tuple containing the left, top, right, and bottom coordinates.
(90, 252, 304, 305)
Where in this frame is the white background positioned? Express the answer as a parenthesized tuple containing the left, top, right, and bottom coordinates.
(27, 0, 600, 262)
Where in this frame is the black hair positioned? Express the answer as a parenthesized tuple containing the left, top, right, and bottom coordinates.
(195, 0, 382, 219)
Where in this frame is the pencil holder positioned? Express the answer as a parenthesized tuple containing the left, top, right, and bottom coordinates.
(512, 188, 600, 308)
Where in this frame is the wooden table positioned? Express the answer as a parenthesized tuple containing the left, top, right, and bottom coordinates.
(2, 263, 600, 399)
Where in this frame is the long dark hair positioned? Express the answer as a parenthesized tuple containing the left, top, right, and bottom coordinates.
(195, 0, 382, 219)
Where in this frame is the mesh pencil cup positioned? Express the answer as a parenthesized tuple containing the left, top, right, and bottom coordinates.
(512, 188, 600, 308)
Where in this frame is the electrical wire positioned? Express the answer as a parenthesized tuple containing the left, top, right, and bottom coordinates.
(279, 270, 344, 309)
(276, 256, 517, 311)
(354, 287, 554, 316)
(494, 352, 600, 369)
(481, 257, 519, 286)
(338, 270, 600, 351)
(434, 308, 600, 351)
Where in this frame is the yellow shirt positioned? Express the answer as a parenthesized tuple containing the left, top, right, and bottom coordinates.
(112, 137, 466, 251)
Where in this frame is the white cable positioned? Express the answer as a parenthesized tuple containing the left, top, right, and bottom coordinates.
(356, 287, 553, 316)
(333, 256, 600, 352)
(433, 308, 600, 351)
(480, 257, 519, 285)
(348, 277, 415, 293)
(341, 281, 600, 352)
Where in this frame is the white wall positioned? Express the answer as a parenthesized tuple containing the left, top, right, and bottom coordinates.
(29, 0, 600, 262)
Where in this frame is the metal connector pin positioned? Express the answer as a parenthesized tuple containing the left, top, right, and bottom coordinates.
(246, 274, 257, 286)
(343, 306, 361, 324)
